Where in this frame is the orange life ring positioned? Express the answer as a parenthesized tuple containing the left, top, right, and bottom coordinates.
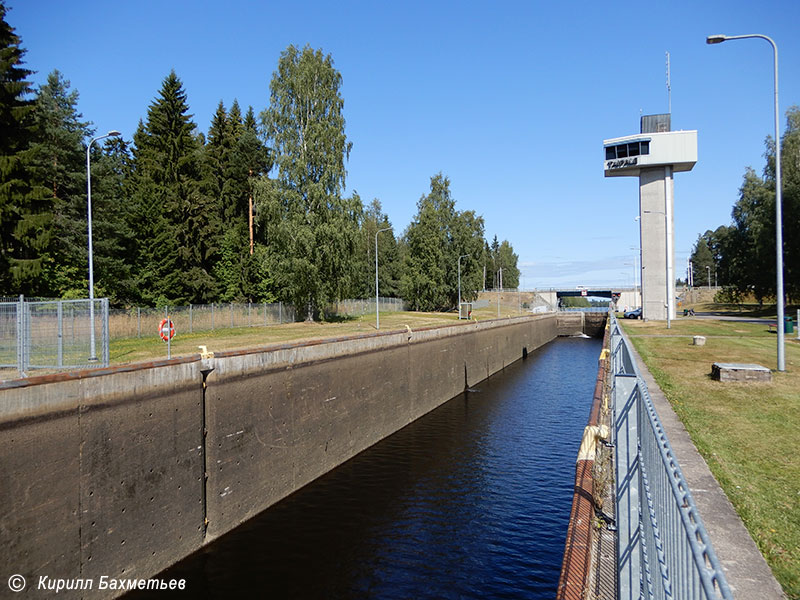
(159, 317, 175, 341)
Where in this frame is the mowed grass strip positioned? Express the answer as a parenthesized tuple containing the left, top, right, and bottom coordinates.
(622, 318, 800, 599)
(109, 309, 507, 364)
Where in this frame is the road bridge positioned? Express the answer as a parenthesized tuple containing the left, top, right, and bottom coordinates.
(534, 287, 640, 310)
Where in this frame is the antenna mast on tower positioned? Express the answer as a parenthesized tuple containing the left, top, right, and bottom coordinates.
(666, 51, 672, 114)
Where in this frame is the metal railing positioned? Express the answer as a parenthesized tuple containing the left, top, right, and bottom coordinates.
(609, 315, 732, 600)
(1, 296, 110, 375)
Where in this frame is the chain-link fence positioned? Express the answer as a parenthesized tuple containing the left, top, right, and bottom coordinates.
(108, 302, 295, 340)
(1, 296, 110, 375)
(325, 297, 406, 319)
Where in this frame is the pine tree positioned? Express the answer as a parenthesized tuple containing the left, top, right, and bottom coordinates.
(0, 3, 49, 294)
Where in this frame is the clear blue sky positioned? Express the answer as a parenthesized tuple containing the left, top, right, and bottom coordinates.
(6, 0, 799, 289)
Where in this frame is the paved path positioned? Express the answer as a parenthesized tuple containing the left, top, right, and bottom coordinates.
(622, 329, 787, 600)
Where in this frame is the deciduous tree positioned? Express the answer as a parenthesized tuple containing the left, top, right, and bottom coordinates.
(256, 44, 359, 318)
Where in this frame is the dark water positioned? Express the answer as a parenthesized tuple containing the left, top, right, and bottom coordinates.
(135, 337, 601, 599)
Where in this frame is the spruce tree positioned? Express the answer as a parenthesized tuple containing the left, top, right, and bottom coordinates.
(400, 173, 484, 311)
(91, 136, 136, 304)
(131, 71, 219, 304)
(0, 3, 49, 294)
(354, 198, 398, 299)
(30, 70, 93, 297)
(207, 101, 270, 301)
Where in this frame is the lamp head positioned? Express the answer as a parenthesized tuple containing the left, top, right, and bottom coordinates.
(108, 130, 122, 137)
(706, 35, 727, 44)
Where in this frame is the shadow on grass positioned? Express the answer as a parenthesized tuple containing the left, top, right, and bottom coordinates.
(319, 314, 359, 324)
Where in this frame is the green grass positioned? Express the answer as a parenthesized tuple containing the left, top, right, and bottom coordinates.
(622, 318, 800, 599)
(109, 310, 480, 364)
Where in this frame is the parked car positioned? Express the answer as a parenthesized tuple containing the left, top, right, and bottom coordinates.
(623, 308, 642, 319)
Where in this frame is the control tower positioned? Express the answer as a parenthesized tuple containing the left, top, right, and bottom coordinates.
(604, 114, 697, 321)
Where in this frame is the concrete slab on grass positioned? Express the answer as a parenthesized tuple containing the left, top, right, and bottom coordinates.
(712, 362, 772, 383)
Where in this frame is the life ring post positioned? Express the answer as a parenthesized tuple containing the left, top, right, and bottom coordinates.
(158, 317, 176, 358)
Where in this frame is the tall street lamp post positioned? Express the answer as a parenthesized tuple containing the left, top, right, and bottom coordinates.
(458, 254, 469, 318)
(375, 227, 391, 330)
(86, 130, 121, 361)
(707, 33, 785, 371)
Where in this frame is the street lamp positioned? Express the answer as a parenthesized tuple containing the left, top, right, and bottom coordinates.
(375, 227, 391, 329)
(706, 265, 711, 289)
(86, 130, 121, 360)
(458, 254, 469, 318)
(707, 33, 785, 370)
(630, 245, 641, 307)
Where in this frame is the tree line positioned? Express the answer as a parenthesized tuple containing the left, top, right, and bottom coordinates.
(0, 4, 519, 316)
(689, 106, 800, 304)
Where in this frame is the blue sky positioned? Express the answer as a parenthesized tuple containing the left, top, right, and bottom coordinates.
(6, 0, 799, 289)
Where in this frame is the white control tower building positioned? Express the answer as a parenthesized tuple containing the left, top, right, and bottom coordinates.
(604, 114, 697, 321)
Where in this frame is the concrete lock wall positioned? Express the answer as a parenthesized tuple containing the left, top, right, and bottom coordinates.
(1, 314, 559, 597)
(556, 312, 607, 337)
(0, 361, 205, 599)
(203, 314, 558, 540)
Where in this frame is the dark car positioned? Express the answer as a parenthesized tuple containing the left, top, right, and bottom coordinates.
(623, 308, 642, 319)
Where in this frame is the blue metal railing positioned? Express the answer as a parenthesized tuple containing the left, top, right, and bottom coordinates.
(609, 315, 732, 600)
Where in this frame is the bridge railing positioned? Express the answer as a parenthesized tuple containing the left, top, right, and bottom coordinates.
(609, 315, 732, 600)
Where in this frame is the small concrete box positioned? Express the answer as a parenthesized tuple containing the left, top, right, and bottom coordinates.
(712, 362, 772, 383)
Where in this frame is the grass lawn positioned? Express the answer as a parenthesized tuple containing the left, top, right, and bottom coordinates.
(621, 317, 800, 599)
(110, 309, 500, 364)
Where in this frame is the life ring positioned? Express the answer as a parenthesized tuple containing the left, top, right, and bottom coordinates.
(159, 318, 175, 341)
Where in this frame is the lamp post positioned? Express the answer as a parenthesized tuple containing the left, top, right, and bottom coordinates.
(630, 245, 641, 307)
(375, 227, 391, 329)
(458, 254, 469, 318)
(707, 33, 785, 370)
(706, 265, 711, 289)
(86, 130, 121, 361)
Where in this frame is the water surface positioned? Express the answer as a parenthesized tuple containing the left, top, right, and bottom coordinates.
(136, 337, 601, 599)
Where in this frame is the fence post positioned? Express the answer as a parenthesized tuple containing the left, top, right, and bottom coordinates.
(211, 303, 215, 331)
(264, 302, 267, 327)
(279, 301, 282, 324)
(230, 302, 233, 328)
(189, 304, 193, 334)
(16, 295, 24, 375)
(102, 299, 110, 367)
(57, 300, 63, 367)
(137, 306, 141, 338)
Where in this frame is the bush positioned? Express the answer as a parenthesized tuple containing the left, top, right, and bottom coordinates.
(714, 286, 742, 304)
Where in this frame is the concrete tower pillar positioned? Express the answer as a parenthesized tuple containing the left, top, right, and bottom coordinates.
(604, 116, 696, 323)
